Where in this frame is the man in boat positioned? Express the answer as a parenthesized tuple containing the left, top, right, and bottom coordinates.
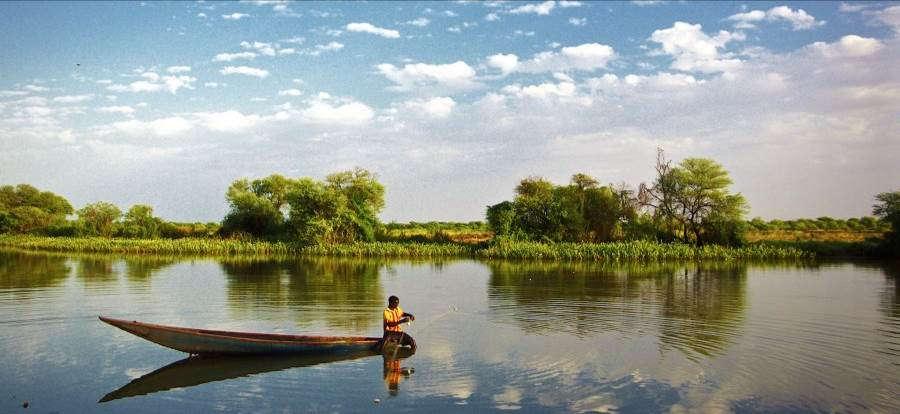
(380, 295, 416, 352)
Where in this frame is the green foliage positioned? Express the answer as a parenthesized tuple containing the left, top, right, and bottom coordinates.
(486, 201, 516, 236)
(222, 169, 385, 244)
(0, 184, 73, 234)
(873, 190, 900, 255)
(120, 204, 163, 238)
(76, 201, 121, 237)
(640, 151, 748, 245)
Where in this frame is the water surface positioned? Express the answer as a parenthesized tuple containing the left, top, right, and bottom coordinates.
(0, 249, 897, 412)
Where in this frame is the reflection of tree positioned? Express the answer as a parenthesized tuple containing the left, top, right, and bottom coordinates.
(487, 261, 748, 358)
(123, 256, 178, 282)
(877, 261, 899, 320)
(76, 257, 117, 285)
(655, 264, 747, 359)
(0, 249, 71, 290)
(221, 257, 386, 332)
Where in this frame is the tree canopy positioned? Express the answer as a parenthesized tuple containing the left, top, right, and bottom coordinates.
(0, 184, 73, 234)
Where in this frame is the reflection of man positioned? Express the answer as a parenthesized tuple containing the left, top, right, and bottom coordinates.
(381, 295, 417, 352)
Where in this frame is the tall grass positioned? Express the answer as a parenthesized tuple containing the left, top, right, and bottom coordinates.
(0, 235, 811, 260)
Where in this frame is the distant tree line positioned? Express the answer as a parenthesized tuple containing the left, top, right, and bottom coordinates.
(746, 216, 887, 232)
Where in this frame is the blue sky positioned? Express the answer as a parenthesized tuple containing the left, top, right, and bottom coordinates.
(1, 1, 898, 222)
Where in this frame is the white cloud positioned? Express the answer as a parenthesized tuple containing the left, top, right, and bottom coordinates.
(96, 105, 136, 116)
(95, 79, 113, 85)
(52, 94, 94, 103)
(407, 17, 430, 27)
(220, 66, 270, 78)
(838, 2, 868, 13)
(195, 110, 260, 132)
(875, 5, 900, 33)
(240, 41, 276, 56)
(166, 66, 191, 73)
(24, 85, 49, 92)
(649, 22, 743, 74)
(502, 81, 577, 99)
(727, 6, 824, 30)
(403, 97, 457, 118)
(569, 17, 586, 26)
(316, 41, 344, 51)
(222, 13, 250, 20)
(106, 74, 196, 94)
(376, 61, 478, 91)
(278, 88, 302, 96)
(559, 1, 582, 7)
(346, 22, 400, 38)
(214, 52, 257, 62)
(111, 116, 193, 137)
(301, 95, 374, 125)
(485, 13, 500, 22)
(197, 12, 207, 18)
(807, 35, 884, 58)
(0, 90, 30, 97)
(282, 36, 306, 44)
(516, 43, 616, 73)
(204, 82, 220, 88)
(487, 53, 520, 74)
(510, 1, 555, 15)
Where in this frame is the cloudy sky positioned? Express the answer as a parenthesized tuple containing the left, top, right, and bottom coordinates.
(1, 1, 898, 222)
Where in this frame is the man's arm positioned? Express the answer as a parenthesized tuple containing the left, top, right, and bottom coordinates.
(384, 317, 410, 327)
(401, 312, 415, 321)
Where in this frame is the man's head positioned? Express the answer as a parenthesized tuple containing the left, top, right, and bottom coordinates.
(388, 295, 399, 309)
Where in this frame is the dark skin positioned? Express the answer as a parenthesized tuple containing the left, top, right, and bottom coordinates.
(384, 297, 415, 329)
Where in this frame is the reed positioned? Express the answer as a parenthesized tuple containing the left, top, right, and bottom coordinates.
(0, 235, 812, 260)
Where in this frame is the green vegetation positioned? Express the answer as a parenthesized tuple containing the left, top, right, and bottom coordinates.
(487, 150, 747, 246)
(0, 155, 895, 260)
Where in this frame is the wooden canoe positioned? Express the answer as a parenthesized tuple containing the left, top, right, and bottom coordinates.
(99, 316, 383, 355)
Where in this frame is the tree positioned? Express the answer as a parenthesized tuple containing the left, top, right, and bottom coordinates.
(874, 190, 900, 254)
(640, 150, 748, 245)
(325, 168, 385, 242)
(76, 202, 122, 237)
(221, 179, 283, 238)
(121, 204, 162, 238)
(0, 184, 73, 234)
(486, 201, 515, 236)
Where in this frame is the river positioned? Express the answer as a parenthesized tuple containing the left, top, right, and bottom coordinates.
(0, 249, 897, 412)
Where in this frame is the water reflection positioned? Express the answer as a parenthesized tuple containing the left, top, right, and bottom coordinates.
(0, 249, 70, 290)
(487, 261, 747, 358)
(221, 257, 386, 332)
(76, 257, 118, 285)
(123, 256, 177, 282)
(99, 351, 383, 402)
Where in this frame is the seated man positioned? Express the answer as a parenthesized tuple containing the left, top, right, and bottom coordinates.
(380, 295, 416, 352)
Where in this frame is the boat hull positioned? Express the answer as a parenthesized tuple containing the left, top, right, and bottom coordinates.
(99, 316, 381, 355)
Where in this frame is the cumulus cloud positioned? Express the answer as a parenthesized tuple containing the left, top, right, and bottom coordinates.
(278, 88, 302, 96)
(220, 66, 270, 78)
(301, 94, 375, 125)
(875, 5, 900, 33)
(23, 85, 49, 92)
(346, 22, 400, 38)
(52, 94, 94, 103)
(512, 43, 616, 73)
(107, 73, 196, 94)
(502, 81, 577, 99)
(240, 41, 276, 56)
(403, 97, 457, 118)
(316, 41, 344, 51)
(807, 35, 884, 58)
(509, 1, 555, 15)
(214, 52, 257, 62)
(487, 53, 520, 74)
(195, 110, 260, 132)
(222, 13, 250, 20)
(166, 66, 191, 73)
(569, 17, 587, 26)
(376, 61, 478, 91)
(727, 5, 824, 30)
(649, 22, 743, 74)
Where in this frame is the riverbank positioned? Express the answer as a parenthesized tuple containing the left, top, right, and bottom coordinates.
(0, 235, 818, 261)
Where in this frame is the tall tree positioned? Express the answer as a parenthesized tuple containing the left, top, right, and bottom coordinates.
(77, 202, 122, 237)
(0, 184, 73, 234)
(874, 190, 900, 254)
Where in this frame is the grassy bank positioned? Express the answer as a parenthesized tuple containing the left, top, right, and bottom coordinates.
(0, 235, 817, 261)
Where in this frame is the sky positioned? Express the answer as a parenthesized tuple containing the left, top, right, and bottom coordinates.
(1, 1, 898, 223)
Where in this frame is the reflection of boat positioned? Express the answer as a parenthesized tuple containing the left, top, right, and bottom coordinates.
(99, 316, 381, 355)
(99, 351, 380, 402)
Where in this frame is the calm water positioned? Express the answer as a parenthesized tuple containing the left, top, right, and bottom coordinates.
(0, 249, 897, 413)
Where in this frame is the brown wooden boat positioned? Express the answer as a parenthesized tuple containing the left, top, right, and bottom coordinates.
(99, 316, 383, 355)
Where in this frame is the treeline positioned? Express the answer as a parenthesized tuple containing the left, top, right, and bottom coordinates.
(0, 185, 218, 239)
(747, 217, 887, 232)
(487, 152, 748, 246)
